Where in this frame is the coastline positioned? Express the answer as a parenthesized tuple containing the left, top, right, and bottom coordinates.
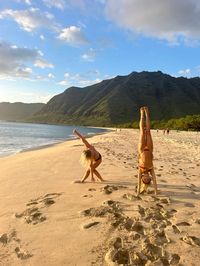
(0, 129, 200, 265)
(0, 122, 110, 159)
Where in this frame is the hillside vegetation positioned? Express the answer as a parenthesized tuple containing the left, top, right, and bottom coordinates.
(29, 71, 200, 127)
(0, 102, 45, 121)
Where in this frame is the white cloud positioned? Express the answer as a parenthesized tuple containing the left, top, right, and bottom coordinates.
(58, 71, 102, 87)
(57, 26, 88, 46)
(48, 73, 55, 79)
(196, 66, 200, 74)
(58, 80, 68, 86)
(178, 69, 191, 76)
(16, 0, 32, 5)
(16, 67, 33, 78)
(42, 0, 66, 10)
(40, 35, 45, 41)
(0, 41, 54, 79)
(0, 8, 59, 32)
(34, 58, 54, 69)
(81, 48, 96, 62)
(105, 0, 200, 45)
(78, 78, 101, 86)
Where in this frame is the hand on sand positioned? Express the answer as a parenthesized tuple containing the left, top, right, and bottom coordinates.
(73, 180, 83, 183)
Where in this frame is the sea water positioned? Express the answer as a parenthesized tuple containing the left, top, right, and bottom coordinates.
(0, 121, 107, 157)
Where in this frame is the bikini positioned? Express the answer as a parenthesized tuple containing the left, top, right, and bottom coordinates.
(95, 152, 102, 161)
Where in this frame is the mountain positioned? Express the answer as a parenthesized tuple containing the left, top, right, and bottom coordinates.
(0, 102, 45, 121)
(30, 71, 200, 126)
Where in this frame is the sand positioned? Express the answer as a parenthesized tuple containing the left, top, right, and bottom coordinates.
(0, 129, 200, 266)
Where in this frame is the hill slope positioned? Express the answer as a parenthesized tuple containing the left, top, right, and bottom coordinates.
(30, 71, 200, 126)
(0, 102, 45, 121)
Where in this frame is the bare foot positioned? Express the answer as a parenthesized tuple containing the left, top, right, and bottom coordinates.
(144, 106, 149, 114)
(140, 107, 145, 113)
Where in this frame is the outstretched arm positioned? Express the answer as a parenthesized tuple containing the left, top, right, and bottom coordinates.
(137, 171, 142, 196)
(150, 168, 157, 195)
(73, 129, 91, 149)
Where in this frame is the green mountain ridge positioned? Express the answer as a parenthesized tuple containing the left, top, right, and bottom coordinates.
(29, 71, 200, 126)
(0, 102, 45, 121)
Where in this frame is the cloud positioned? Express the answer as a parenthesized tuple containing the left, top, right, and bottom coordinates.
(43, 0, 87, 10)
(104, 0, 200, 44)
(178, 69, 191, 76)
(0, 41, 54, 79)
(81, 48, 96, 62)
(0, 8, 59, 32)
(40, 35, 45, 41)
(16, 67, 33, 78)
(34, 58, 54, 69)
(42, 0, 66, 10)
(57, 26, 88, 46)
(58, 71, 102, 87)
(16, 0, 32, 5)
(48, 73, 55, 79)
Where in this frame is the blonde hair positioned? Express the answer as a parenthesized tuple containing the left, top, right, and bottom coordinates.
(80, 150, 92, 167)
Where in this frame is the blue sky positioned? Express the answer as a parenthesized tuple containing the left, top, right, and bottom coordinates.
(0, 0, 200, 103)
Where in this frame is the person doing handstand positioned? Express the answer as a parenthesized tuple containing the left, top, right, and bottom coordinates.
(73, 129, 104, 183)
(137, 107, 157, 195)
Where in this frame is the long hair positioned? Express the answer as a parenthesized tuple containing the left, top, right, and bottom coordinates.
(80, 149, 92, 167)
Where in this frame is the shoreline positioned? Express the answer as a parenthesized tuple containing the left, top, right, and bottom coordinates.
(0, 124, 111, 159)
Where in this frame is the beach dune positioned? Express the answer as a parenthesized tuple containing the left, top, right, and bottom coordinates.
(0, 129, 200, 265)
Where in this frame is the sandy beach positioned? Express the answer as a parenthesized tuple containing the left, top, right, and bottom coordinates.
(0, 129, 200, 266)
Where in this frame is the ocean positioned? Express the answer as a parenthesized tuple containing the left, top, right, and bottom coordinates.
(0, 121, 107, 157)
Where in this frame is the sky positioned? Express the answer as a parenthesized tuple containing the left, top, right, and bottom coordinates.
(0, 0, 200, 103)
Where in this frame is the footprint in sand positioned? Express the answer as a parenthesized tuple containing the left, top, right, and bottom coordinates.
(195, 218, 200, 224)
(82, 194, 93, 198)
(1, 230, 32, 260)
(176, 221, 191, 226)
(172, 225, 181, 234)
(15, 247, 32, 260)
(184, 203, 195, 208)
(101, 185, 127, 195)
(81, 206, 112, 217)
(105, 237, 129, 265)
(0, 233, 8, 245)
(15, 193, 61, 225)
(181, 235, 200, 246)
(123, 193, 142, 201)
(82, 221, 100, 229)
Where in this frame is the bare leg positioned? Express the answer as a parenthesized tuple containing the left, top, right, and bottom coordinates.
(138, 107, 146, 153)
(150, 168, 157, 195)
(144, 107, 153, 152)
(92, 159, 104, 181)
(93, 169, 104, 181)
(81, 168, 90, 183)
(137, 171, 142, 196)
